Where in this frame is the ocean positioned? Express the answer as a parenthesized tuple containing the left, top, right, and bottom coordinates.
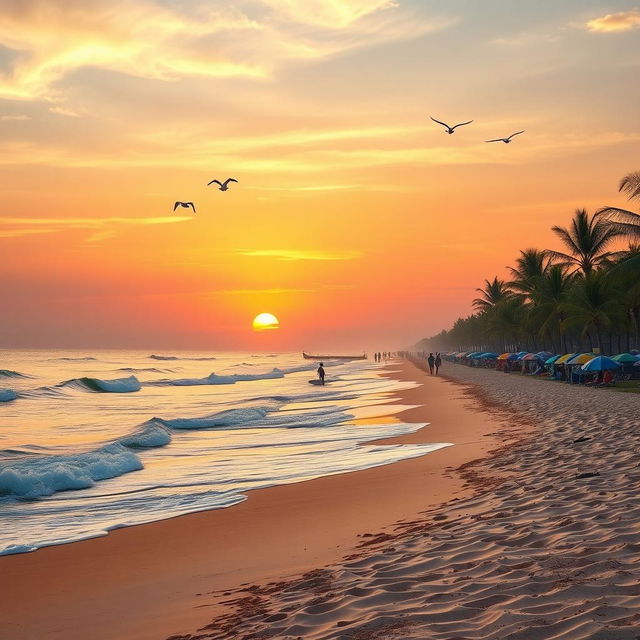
(0, 350, 449, 556)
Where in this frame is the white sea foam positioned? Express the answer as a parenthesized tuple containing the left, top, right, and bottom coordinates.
(0, 443, 143, 499)
(157, 407, 270, 429)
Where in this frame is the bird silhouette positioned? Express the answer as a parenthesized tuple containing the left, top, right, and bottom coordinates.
(207, 178, 238, 191)
(174, 201, 196, 213)
(485, 131, 525, 144)
(430, 117, 473, 134)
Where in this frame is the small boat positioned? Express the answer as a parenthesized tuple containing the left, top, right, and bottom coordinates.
(302, 352, 367, 361)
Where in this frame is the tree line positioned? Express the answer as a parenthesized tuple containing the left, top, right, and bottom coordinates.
(418, 172, 640, 355)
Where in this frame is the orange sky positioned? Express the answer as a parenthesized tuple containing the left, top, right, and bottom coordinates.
(1, 1, 639, 350)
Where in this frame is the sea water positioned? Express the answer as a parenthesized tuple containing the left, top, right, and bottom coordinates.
(0, 350, 449, 555)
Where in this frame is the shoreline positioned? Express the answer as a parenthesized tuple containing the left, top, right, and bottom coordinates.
(1, 360, 530, 640)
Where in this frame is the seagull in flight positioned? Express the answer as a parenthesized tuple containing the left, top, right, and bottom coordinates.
(485, 131, 525, 144)
(207, 178, 238, 191)
(174, 201, 196, 213)
(430, 117, 473, 134)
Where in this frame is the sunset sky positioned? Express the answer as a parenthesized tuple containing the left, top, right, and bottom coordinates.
(1, 0, 639, 351)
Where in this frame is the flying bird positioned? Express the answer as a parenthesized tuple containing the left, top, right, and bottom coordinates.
(174, 201, 196, 213)
(430, 117, 473, 134)
(207, 178, 238, 191)
(485, 131, 525, 144)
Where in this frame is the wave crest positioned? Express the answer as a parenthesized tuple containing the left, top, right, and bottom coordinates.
(0, 389, 18, 403)
(0, 443, 143, 499)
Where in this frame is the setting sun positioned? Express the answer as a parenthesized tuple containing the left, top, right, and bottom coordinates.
(252, 313, 280, 332)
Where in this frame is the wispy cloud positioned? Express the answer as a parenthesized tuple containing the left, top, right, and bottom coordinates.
(584, 10, 640, 33)
(0, 215, 191, 241)
(0, 114, 31, 121)
(0, 0, 449, 105)
(236, 249, 363, 261)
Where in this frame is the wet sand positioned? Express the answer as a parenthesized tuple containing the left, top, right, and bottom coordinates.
(0, 360, 526, 640)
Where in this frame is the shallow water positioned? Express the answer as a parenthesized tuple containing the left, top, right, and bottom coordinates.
(0, 350, 448, 555)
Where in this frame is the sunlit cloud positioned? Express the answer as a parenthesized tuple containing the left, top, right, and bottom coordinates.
(0, 215, 192, 241)
(584, 10, 640, 33)
(0, 0, 449, 105)
(0, 114, 31, 121)
(236, 249, 363, 261)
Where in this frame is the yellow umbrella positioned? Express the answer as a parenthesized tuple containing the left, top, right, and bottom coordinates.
(567, 353, 596, 365)
(497, 353, 512, 360)
(555, 353, 577, 364)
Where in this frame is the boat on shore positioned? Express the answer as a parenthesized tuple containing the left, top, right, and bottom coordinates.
(302, 352, 367, 361)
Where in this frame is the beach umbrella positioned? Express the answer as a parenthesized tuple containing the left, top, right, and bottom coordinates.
(497, 353, 512, 360)
(506, 353, 522, 361)
(467, 352, 483, 358)
(480, 352, 499, 359)
(545, 355, 561, 365)
(581, 356, 620, 372)
(522, 353, 539, 361)
(535, 351, 554, 360)
(566, 353, 596, 365)
(556, 353, 578, 364)
(612, 353, 640, 363)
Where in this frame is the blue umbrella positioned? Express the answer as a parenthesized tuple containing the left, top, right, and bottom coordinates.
(581, 356, 620, 372)
(479, 352, 499, 359)
(535, 351, 553, 360)
(545, 355, 561, 365)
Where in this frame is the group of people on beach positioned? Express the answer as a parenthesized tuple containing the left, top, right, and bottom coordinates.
(427, 352, 442, 376)
(374, 352, 392, 362)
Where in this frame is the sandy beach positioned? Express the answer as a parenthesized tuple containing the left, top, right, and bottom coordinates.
(1, 360, 526, 640)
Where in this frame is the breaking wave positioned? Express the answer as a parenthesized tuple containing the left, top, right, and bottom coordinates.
(59, 375, 142, 393)
(0, 444, 143, 499)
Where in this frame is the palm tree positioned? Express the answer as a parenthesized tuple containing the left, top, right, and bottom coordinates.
(508, 248, 550, 297)
(529, 265, 574, 352)
(564, 271, 624, 352)
(545, 208, 623, 275)
(599, 171, 640, 238)
(472, 277, 511, 312)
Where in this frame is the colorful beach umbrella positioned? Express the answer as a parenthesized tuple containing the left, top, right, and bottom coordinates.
(497, 353, 512, 360)
(522, 353, 539, 361)
(535, 351, 554, 360)
(567, 353, 596, 365)
(581, 356, 620, 372)
(545, 355, 561, 365)
(612, 353, 640, 363)
(556, 353, 578, 364)
(479, 352, 499, 359)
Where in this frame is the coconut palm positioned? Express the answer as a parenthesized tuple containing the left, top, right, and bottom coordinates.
(529, 265, 574, 352)
(545, 208, 623, 275)
(563, 272, 624, 352)
(599, 171, 640, 237)
(472, 277, 511, 312)
(508, 248, 550, 297)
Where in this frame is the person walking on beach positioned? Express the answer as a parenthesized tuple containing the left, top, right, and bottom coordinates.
(317, 362, 326, 385)
(427, 353, 435, 375)
(434, 353, 442, 376)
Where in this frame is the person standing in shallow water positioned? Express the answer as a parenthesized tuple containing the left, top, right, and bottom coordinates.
(317, 362, 325, 385)
(434, 353, 442, 376)
(427, 353, 435, 375)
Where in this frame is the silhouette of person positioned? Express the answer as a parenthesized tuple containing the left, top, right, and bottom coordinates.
(435, 353, 442, 376)
(427, 353, 435, 375)
(317, 362, 325, 385)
